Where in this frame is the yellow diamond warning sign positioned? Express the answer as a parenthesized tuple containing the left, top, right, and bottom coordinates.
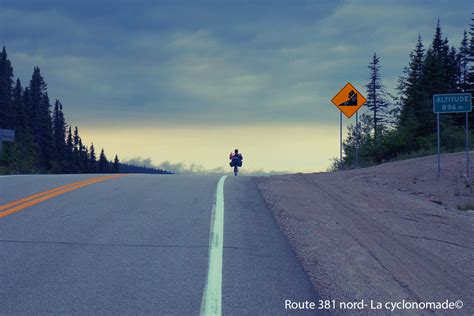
(331, 83, 366, 118)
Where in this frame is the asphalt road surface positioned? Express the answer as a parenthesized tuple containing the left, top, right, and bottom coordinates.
(0, 174, 319, 314)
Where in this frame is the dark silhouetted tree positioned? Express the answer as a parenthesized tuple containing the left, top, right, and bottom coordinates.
(28, 68, 56, 170)
(466, 13, 474, 92)
(98, 148, 109, 173)
(1, 79, 37, 172)
(64, 126, 77, 173)
(73, 126, 81, 169)
(417, 21, 459, 137)
(0, 46, 14, 129)
(398, 35, 425, 151)
(53, 100, 66, 170)
(0, 46, 173, 175)
(89, 143, 97, 173)
(112, 154, 120, 173)
(458, 30, 470, 91)
(365, 53, 390, 142)
(78, 139, 89, 172)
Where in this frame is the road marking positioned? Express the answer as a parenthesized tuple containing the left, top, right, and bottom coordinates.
(0, 175, 127, 219)
(0, 175, 33, 178)
(0, 176, 112, 211)
(201, 175, 227, 316)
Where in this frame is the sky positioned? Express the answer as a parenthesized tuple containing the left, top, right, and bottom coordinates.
(1, 0, 472, 174)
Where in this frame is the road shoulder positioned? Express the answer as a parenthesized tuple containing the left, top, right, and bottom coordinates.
(223, 176, 322, 315)
(255, 169, 474, 314)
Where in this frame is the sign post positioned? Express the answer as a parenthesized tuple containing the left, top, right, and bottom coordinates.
(433, 93, 472, 177)
(466, 112, 469, 177)
(355, 111, 359, 167)
(331, 83, 366, 170)
(0, 129, 15, 154)
(437, 113, 440, 177)
(340, 112, 342, 170)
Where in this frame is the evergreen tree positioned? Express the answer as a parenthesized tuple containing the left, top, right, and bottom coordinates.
(458, 30, 470, 91)
(1, 47, 158, 175)
(466, 13, 474, 92)
(14, 80, 26, 128)
(14, 79, 36, 170)
(28, 68, 56, 171)
(39, 92, 57, 170)
(77, 139, 89, 173)
(28, 67, 46, 136)
(98, 149, 109, 173)
(53, 100, 66, 170)
(447, 46, 459, 92)
(416, 20, 457, 138)
(2, 79, 37, 172)
(89, 143, 97, 173)
(112, 154, 120, 173)
(22, 87, 31, 127)
(466, 13, 474, 125)
(398, 35, 425, 150)
(0, 46, 14, 129)
(431, 20, 445, 56)
(65, 126, 76, 173)
(73, 126, 80, 152)
(73, 126, 81, 170)
(365, 53, 389, 141)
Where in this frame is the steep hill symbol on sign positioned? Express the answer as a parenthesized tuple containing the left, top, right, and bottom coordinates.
(331, 82, 366, 118)
(338, 90, 358, 106)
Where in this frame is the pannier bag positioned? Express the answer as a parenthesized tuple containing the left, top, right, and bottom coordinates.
(230, 156, 243, 167)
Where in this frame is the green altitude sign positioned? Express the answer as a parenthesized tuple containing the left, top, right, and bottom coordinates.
(433, 93, 472, 113)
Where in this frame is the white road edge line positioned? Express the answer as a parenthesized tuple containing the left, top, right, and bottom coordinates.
(200, 175, 227, 316)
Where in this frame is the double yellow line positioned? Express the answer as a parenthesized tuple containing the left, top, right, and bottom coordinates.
(0, 174, 127, 219)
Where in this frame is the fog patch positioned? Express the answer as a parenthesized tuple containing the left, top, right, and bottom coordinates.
(123, 157, 289, 176)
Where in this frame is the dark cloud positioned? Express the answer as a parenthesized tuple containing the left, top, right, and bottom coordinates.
(1, 0, 471, 127)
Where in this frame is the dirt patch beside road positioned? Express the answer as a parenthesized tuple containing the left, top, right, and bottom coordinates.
(256, 152, 474, 314)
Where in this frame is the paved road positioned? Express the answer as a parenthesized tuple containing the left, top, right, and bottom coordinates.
(0, 174, 319, 314)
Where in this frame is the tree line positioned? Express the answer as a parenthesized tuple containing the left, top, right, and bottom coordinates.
(0, 48, 171, 175)
(340, 15, 474, 169)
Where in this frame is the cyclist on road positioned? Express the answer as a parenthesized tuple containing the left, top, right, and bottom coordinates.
(229, 149, 243, 175)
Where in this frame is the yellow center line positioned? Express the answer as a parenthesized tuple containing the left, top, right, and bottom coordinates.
(0, 174, 129, 219)
(0, 175, 115, 211)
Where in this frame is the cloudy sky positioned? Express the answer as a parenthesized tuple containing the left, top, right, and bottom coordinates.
(1, 0, 472, 173)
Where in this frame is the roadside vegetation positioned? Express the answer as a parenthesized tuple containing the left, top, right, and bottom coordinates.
(336, 15, 474, 170)
(0, 48, 171, 175)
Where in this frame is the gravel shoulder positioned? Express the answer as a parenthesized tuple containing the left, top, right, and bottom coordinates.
(255, 152, 474, 314)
